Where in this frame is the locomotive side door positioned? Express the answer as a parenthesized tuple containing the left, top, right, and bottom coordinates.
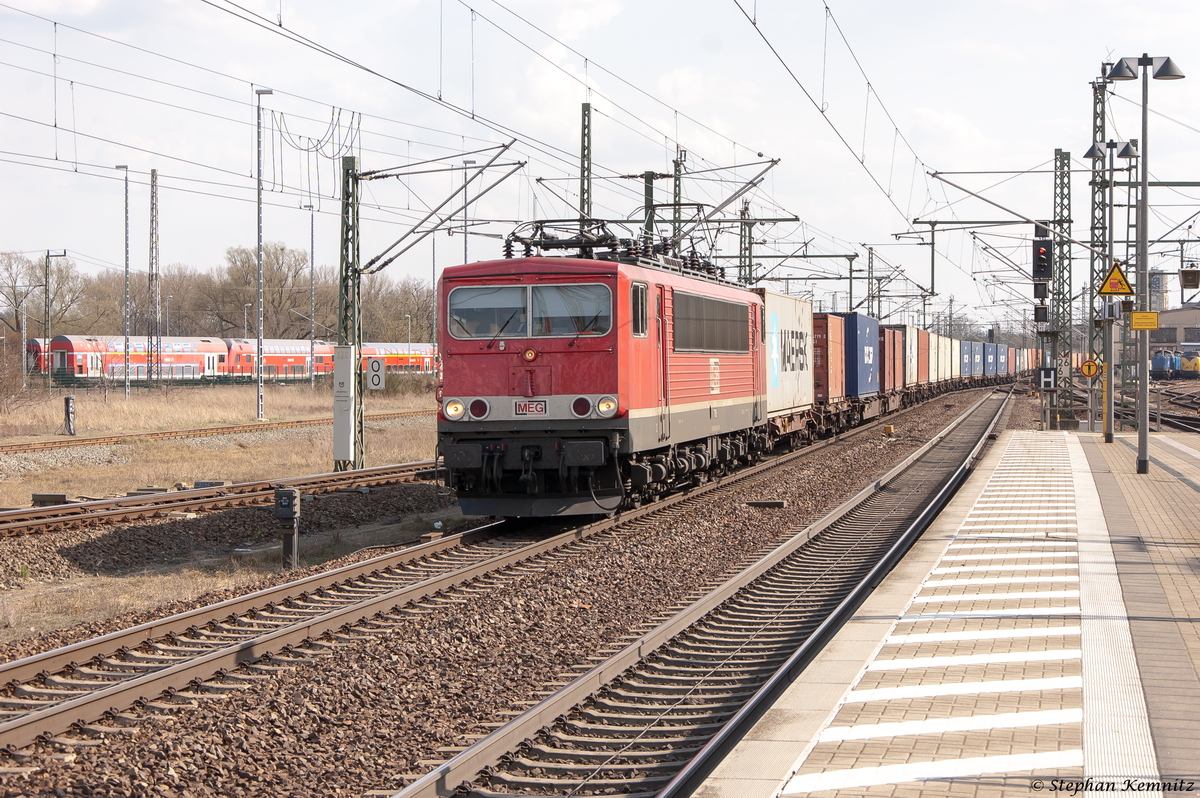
(657, 284, 670, 441)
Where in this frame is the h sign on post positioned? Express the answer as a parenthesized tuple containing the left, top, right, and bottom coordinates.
(367, 357, 385, 390)
(1038, 367, 1058, 391)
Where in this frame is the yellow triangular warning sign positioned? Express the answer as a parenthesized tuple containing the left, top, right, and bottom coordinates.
(1098, 261, 1134, 296)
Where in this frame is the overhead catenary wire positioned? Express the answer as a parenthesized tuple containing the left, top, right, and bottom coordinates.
(3, 1, 811, 276)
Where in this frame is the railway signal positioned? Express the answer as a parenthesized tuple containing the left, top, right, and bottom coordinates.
(1031, 239, 1053, 281)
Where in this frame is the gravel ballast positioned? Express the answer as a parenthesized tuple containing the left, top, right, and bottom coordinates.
(0, 389, 999, 797)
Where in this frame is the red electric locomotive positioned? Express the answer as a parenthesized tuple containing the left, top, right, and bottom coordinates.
(437, 254, 768, 517)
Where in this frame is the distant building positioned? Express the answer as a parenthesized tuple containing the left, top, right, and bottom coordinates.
(1150, 270, 1170, 312)
(1150, 305, 1200, 350)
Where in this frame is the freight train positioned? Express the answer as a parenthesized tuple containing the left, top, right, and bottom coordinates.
(23, 336, 434, 384)
(436, 250, 1032, 518)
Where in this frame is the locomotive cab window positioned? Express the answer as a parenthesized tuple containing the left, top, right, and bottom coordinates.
(447, 283, 611, 339)
(447, 286, 528, 339)
(631, 283, 648, 337)
(532, 285, 611, 337)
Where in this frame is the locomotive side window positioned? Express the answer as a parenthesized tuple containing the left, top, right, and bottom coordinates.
(532, 285, 611, 337)
(447, 286, 528, 339)
(631, 283, 648, 337)
(673, 292, 750, 353)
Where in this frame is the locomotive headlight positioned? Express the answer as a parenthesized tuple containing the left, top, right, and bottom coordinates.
(522, 348, 537, 362)
(443, 398, 467, 420)
(596, 395, 618, 418)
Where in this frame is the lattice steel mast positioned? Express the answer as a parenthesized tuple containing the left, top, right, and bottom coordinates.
(1088, 67, 1111, 360)
(1051, 149, 1073, 423)
(148, 168, 161, 384)
(336, 155, 363, 471)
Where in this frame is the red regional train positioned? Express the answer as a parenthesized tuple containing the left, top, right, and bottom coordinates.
(25, 336, 434, 383)
(437, 249, 1032, 518)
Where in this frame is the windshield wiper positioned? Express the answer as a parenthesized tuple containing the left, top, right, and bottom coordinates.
(567, 311, 603, 347)
(486, 309, 520, 349)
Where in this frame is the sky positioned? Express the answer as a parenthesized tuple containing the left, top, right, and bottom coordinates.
(3, 0, 1200, 334)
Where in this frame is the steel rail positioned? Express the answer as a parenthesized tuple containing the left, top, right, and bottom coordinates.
(0, 460, 440, 537)
(0, 522, 575, 751)
(0, 521, 507, 686)
(391, 389, 1009, 798)
(0, 409, 435, 455)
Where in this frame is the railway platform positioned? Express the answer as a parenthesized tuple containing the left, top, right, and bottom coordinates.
(694, 429, 1200, 797)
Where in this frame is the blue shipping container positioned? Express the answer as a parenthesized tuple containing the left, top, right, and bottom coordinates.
(998, 346, 1009, 374)
(958, 340, 971, 377)
(983, 343, 998, 376)
(838, 313, 880, 397)
(971, 342, 984, 377)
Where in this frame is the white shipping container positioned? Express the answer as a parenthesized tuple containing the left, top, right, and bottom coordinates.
(929, 333, 942, 384)
(904, 326, 918, 386)
(950, 339, 961, 379)
(756, 289, 815, 416)
(938, 335, 952, 382)
(931, 333, 944, 383)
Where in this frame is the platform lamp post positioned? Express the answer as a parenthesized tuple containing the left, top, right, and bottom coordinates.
(1106, 54, 1184, 474)
(165, 295, 172, 337)
(243, 303, 252, 339)
(404, 314, 411, 358)
(115, 165, 130, 399)
(255, 87, 273, 421)
(303, 203, 315, 388)
(1083, 139, 1138, 444)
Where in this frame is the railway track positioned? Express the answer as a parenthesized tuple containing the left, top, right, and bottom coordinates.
(1158, 385, 1200, 412)
(0, 409, 435, 455)
(0, 460, 440, 538)
(1157, 411, 1200, 433)
(395, 389, 1009, 798)
(0, 392, 996, 757)
(1068, 386, 1200, 434)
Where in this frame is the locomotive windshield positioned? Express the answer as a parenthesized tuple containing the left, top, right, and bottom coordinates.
(532, 285, 611, 336)
(448, 284, 611, 339)
(447, 286, 528, 339)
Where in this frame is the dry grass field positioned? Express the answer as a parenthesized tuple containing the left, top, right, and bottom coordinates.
(0, 381, 431, 439)
(0, 383, 439, 508)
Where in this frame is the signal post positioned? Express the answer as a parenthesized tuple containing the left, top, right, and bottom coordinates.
(1097, 260, 1133, 443)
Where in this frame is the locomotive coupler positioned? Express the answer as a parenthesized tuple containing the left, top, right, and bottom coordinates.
(518, 445, 542, 488)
